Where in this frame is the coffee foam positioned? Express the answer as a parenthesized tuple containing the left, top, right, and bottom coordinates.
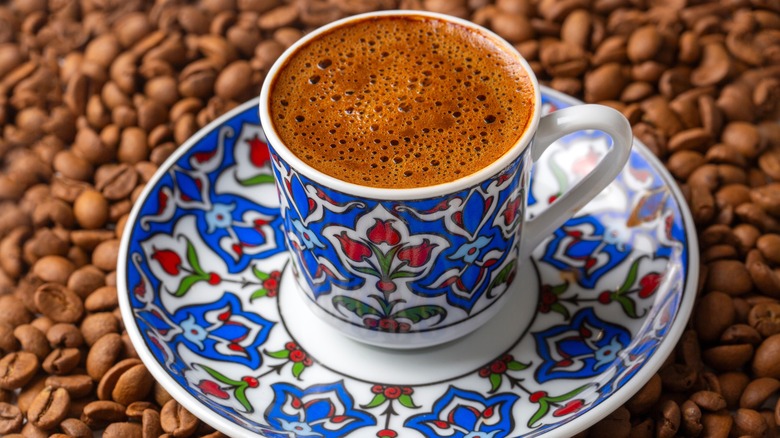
(269, 15, 535, 189)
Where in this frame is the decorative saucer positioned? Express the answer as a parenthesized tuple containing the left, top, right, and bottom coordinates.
(118, 87, 698, 438)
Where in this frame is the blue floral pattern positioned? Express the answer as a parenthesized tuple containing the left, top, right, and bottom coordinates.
(118, 89, 696, 437)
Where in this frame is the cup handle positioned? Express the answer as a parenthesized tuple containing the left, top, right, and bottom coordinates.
(519, 104, 633, 257)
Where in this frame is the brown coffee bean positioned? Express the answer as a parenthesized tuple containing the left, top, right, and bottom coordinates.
(81, 400, 127, 427)
(704, 260, 753, 295)
(126, 400, 157, 419)
(160, 399, 200, 437)
(91, 238, 120, 272)
(627, 25, 662, 63)
(667, 150, 706, 180)
(656, 399, 680, 438)
(758, 234, 780, 264)
(80, 311, 120, 347)
(0, 293, 32, 327)
(720, 324, 761, 345)
(680, 399, 703, 436)
(690, 390, 727, 412)
(105, 421, 143, 438)
(733, 408, 768, 437)
(700, 410, 733, 438)
(660, 363, 698, 392)
(41, 347, 80, 375)
(73, 190, 109, 230)
(691, 42, 731, 87)
(702, 343, 753, 371)
(0, 351, 38, 390)
(87, 332, 124, 381)
(96, 163, 138, 201)
(13, 324, 50, 360)
(47, 323, 84, 348)
(112, 363, 154, 406)
(0, 402, 22, 434)
(739, 377, 780, 410)
(118, 127, 149, 165)
(85, 285, 119, 312)
(748, 302, 780, 337)
(722, 121, 763, 160)
(214, 60, 255, 101)
(143, 408, 164, 438)
(584, 62, 627, 102)
(97, 358, 142, 400)
(34, 283, 84, 324)
(60, 418, 92, 438)
(31, 255, 76, 284)
(694, 291, 735, 342)
(754, 334, 780, 378)
(27, 386, 70, 430)
(45, 374, 94, 399)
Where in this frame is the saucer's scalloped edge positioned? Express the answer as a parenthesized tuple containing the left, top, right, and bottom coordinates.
(117, 87, 700, 438)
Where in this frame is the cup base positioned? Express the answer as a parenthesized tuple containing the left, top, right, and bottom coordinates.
(278, 260, 539, 384)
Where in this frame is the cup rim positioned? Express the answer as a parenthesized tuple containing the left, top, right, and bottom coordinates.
(258, 9, 542, 200)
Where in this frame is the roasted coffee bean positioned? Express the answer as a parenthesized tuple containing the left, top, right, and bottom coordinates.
(27, 386, 70, 430)
(45, 374, 94, 399)
(0, 351, 38, 390)
(160, 399, 200, 437)
(41, 347, 80, 375)
(81, 400, 127, 428)
(0, 402, 23, 435)
(87, 332, 124, 381)
(59, 418, 92, 438)
(34, 283, 84, 323)
(97, 358, 141, 401)
(112, 363, 154, 405)
(142, 408, 163, 438)
(753, 334, 780, 378)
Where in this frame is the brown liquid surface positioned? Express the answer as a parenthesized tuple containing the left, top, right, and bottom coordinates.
(269, 15, 535, 188)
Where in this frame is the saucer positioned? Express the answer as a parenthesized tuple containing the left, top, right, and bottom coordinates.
(118, 87, 698, 438)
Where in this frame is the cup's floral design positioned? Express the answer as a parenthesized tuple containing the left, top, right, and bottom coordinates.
(120, 92, 694, 437)
(270, 140, 526, 334)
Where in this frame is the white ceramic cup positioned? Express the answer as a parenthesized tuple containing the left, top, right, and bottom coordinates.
(259, 10, 632, 349)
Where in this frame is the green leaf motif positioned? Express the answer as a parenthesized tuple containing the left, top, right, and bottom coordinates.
(389, 270, 418, 279)
(398, 394, 418, 409)
(252, 266, 269, 281)
(551, 282, 569, 295)
(233, 384, 254, 413)
(618, 256, 646, 293)
(266, 349, 290, 359)
(332, 296, 381, 318)
(174, 274, 206, 297)
(249, 288, 269, 300)
(186, 238, 205, 276)
(198, 364, 243, 386)
(614, 294, 645, 318)
(489, 373, 502, 393)
(550, 302, 571, 320)
(545, 384, 592, 403)
(489, 260, 517, 290)
(392, 305, 447, 324)
(239, 174, 276, 186)
(291, 362, 305, 379)
(507, 360, 530, 371)
(528, 400, 550, 428)
(361, 394, 387, 409)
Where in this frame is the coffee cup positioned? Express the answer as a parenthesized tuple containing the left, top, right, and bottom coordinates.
(259, 10, 632, 349)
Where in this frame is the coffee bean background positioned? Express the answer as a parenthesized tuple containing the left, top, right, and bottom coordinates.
(0, 0, 778, 437)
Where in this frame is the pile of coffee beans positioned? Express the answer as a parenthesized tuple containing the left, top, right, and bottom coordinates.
(0, 0, 777, 436)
